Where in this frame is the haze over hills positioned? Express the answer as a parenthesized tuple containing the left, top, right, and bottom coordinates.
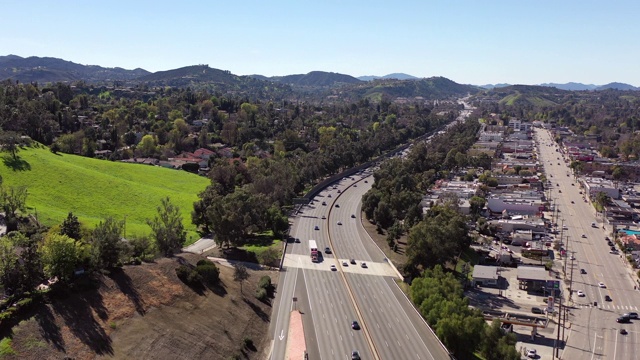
(480, 82, 638, 91)
(357, 73, 420, 81)
(265, 71, 362, 87)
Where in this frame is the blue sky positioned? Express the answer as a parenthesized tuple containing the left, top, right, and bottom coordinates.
(1, 0, 639, 86)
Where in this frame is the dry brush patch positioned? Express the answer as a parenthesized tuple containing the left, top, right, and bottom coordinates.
(4, 253, 277, 360)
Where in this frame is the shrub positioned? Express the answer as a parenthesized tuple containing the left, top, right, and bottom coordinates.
(255, 288, 268, 302)
(243, 337, 254, 348)
(196, 264, 220, 284)
(16, 297, 33, 308)
(258, 275, 272, 290)
(197, 259, 215, 266)
(176, 265, 202, 285)
(142, 254, 156, 263)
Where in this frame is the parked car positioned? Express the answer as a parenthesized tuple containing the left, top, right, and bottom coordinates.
(598, 282, 606, 288)
(350, 259, 356, 264)
(605, 295, 612, 302)
(577, 290, 585, 297)
(527, 349, 537, 358)
(361, 262, 368, 268)
(325, 247, 331, 254)
(330, 265, 337, 271)
(531, 307, 544, 314)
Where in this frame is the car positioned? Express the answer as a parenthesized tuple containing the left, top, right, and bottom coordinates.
(580, 269, 586, 274)
(563, 225, 568, 230)
(330, 265, 337, 271)
(557, 163, 560, 165)
(605, 236, 610, 241)
(351, 214, 356, 218)
(314, 225, 319, 230)
(605, 295, 612, 302)
(625, 312, 639, 319)
(353, 184, 357, 187)
(351, 350, 361, 360)
(325, 247, 331, 254)
(598, 282, 606, 288)
(570, 255, 576, 260)
(351, 320, 360, 330)
(581, 234, 586, 238)
(322, 201, 327, 206)
(350, 259, 356, 264)
(558, 189, 562, 193)
(527, 349, 537, 358)
(577, 290, 585, 297)
(342, 261, 348, 266)
(610, 250, 618, 254)
(328, 194, 332, 198)
(335, 204, 340, 208)
(322, 215, 326, 219)
(620, 328, 628, 335)
(364, 180, 368, 183)
(571, 200, 575, 204)
(571, 183, 574, 186)
(337, 189, 341, 193)
(361, 262, 368, 268)
(531, 307, 544, 314)
(617, 316, 631, 323)
(295, 238, 301, 243)
(337, 221, 342, 225)
(608, 241, 614, 246)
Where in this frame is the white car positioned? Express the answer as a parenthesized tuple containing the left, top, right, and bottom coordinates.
(577, 290, 585, 297)
(527, 349, 537, 358)
(330, 265, 337, 271)
(598, 282, 606, 288)
(337, 221, 342, 225)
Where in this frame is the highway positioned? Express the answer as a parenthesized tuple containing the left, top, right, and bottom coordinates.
(535, 128, 640, 360)
(270, 171, 451, 359)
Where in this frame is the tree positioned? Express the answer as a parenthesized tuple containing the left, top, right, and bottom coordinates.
(469, 196, 487, 218)
(233, 263, 250, 294)
(406, 204, 470, 270)
(0, 234, 19, 292)
(138, 134, 157, 157)
(60, 212, 82, 241)
(147, 197, 186, 256)
(91, 217, 124, 269)
(595, 191, 609, 212)
(373, 201, 394, 229)
(1, 185, 28, 232)
(40, 234, 83, 282)
(481, 319, 521, 360)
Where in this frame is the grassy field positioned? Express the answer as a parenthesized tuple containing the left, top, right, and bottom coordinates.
(1, 145, 210, 244)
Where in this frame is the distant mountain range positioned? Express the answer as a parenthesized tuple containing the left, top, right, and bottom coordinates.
(0, 55, 149, 83)
(1, 54, 638, 102)
(357, 73, 419, 81)
(249, 71, 362, 87)
(480, 82, 639, 91)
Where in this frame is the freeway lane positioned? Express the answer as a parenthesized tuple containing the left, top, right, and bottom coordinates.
(536, 128, 640, 359)
(327, 173, 450, 360)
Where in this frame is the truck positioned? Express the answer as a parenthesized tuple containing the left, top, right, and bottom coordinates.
(309, 240, 319, 262)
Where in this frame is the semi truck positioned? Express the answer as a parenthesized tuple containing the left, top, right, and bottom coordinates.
(309, 240, 319, 262)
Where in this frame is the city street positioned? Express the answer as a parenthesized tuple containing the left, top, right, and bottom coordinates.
(536, 128, 640, 360)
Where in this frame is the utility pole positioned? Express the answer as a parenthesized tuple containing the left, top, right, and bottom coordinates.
(568, 251, 576, 302)
(555, 292, 563, 359)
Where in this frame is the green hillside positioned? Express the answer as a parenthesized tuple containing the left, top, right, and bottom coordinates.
(1, 145, 210, 245)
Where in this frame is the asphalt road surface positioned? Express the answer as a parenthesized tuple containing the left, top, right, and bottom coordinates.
(270, 172, 451, 359)
(536, 128, 640, 360)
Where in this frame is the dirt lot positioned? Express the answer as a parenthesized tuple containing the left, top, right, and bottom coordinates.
(3, 253, 278, 360)
(361, 215, 408, 272)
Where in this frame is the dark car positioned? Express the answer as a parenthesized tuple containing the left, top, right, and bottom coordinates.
(351, 351, 361, 360)
(350, 259, 356, 264)
(531, 307, 544, 314)
(335, 204, 340, 208)
(294, 238, 301, 243)
(580, 269, 586, 274)
(325, 247, 331, 254)
(351, 321, 360, 330)
(625, 312, 639, 319)
(605, 295, 612, 302)
(322, 201, 327, 206)
(617, 316, 631, 323)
